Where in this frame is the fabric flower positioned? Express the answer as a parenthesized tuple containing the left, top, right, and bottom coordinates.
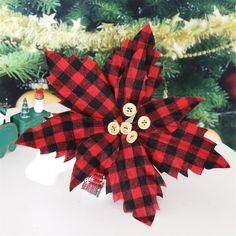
(17, 24, 229, 226)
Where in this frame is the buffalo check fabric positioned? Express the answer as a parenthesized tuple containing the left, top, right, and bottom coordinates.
(17, 24, 230, 226)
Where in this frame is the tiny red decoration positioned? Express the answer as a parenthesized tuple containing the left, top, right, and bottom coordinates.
(17, 24, 229, 226)
(220, 66, 236, 103)
(82, 172, 105, 197)
(35, 89, 44, 100)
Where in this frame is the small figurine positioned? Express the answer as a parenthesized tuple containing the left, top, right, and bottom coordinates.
(11, 95, 51, 135)
(20, 98, 30, 119)
(34, 89, 44, 113)
(31, 77, 48, 113)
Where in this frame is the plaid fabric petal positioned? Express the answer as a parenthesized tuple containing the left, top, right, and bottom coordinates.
(17, 111, 106, 161)
(16, 24, 231, 227)
(105, 137, 165, 226)
(70, 133, 119, 191)
(104, 24, 161, 107)
(114, 48, 148, 107)
(45, 51, 118, 120)
(136, 96, 203, 133)
(139, 119, 230, 178)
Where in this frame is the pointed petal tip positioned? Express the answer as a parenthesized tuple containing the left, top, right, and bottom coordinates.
(44, 50, 54, 58)
(213, 150, 231, 169)
(179, 169, 189, 177)
(196, 96, 204, 102)
(145, 221, 153, 227)
(184, 96, 204, 110)
(133, 214, 155, 226)
(225, 163, 230, 168)
(133, 23, 155, 47)
(142, 23, 152, 32)
(204, 155, 230, 170)
(185, 96, 204, 104)
(188, 96, 204, 104)
(69, 182, 75, 192)
(220, 158, 230, 169)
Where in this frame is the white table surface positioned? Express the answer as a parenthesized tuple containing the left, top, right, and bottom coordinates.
(0, 105, 236, 236)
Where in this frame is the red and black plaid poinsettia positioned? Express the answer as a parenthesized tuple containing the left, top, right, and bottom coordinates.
(17, 24, 230, 226)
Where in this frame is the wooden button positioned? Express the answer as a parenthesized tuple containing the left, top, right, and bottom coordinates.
(138, 116, 151, 130)
(107, 121, 120, 135)
(120, 122, 132, 135)
(122, 103, 137, 117)
(126, 130, 138, 143)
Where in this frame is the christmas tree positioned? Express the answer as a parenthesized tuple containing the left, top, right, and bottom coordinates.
(0, 0, 235, 148)
(20, 98, 29, 119)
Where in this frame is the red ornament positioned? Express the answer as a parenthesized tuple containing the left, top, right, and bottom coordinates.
(220, 66, 236, 103)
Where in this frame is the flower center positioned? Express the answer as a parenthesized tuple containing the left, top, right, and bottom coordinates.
(107, 103, 151, 143)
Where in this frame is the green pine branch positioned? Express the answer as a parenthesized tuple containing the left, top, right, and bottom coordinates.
(93, 51, 112, 68)
(64, 0, 131, 27)
(186, 35, 232, 56)
(31, 0, 60, 15)
(143, 0, 180, 18)
(92, 0, 123, 20)
(0, 0, 60, 15)
(0, 0, 24, 12)
(63, 1, 91, 25)
(0, 50, 44, 82)
(0, 41, 19, 55)
(159, 58, 181, 79)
